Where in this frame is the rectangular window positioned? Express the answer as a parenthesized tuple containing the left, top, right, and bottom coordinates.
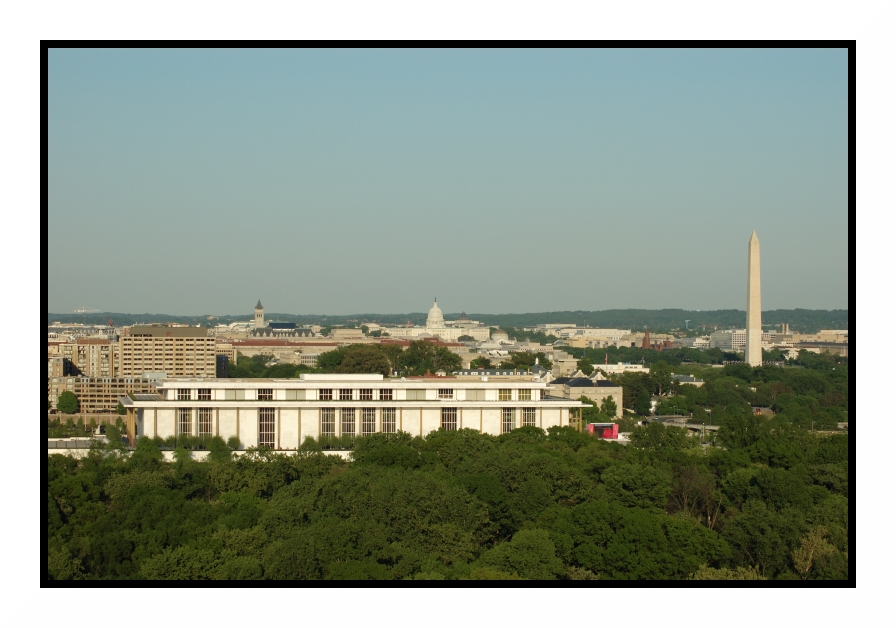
(319, 389, 333, 401)
(499, 389, 512, 401)
(438, 388, 454, 400)
(382, 408, 396, 433)
(362, 408, 376, 435)
(466, 389, 485, 401)
(441, 407, 458, 431)
(406, 390, 426, 401)
(285, 389, 306, 401)
(379, 389, 393, 401)
(258, 388, 273, 401)
(177, 408, 192, 435)
(341, 408, 356, 436)
(199, 408, 213, 435)
(321, 408, 336, 436)
(197, 388, 211, 401)
(502, 408, 516, 434)
(177, 389, 191, 401)
(522, 407, 536, 427)
(359, 389, 373, 401)
(339, 389, 353, 401)
(259, 408, 275, 448)
(540, 390, 546, 400)
(518, 389, 531, 401)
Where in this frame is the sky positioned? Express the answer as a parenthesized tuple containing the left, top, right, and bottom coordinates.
(48, 48, 848, 316)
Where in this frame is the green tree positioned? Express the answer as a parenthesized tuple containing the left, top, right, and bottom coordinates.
(576, 356, 594, 376)
(599, 396, 617, 417)
(336, 345, 391, 376)
(689, 565, 765, 580)
(116, 401, 126, 415)
(634, 390, 651, 416)
(399, 341, 462, 375)
(317, 345, 391, 375)
(601, 464, 671, 510)
(57, 391, 79, 414)
(651, 360, 673, 396)
(629, 423, 691, 452)
(469, 357, 493, 370)
(477, 529, 564, 580)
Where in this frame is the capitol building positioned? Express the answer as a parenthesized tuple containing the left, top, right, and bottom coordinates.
(382, 299, 491, 342)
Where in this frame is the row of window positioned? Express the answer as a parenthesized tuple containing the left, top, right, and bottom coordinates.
(319, 408, 397, 438)
(176, 388, 542, 401)
(178, 388, 212, 400)
(318, 388, 392, 401)
(176, 406, 538, 442)
(177, 407, 214, 436)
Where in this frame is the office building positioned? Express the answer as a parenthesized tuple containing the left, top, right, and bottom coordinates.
(118, 325, 216, 378)
(546, 377, 623, 418)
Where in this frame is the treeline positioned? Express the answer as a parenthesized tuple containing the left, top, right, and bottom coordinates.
(476, 309, 848, 333)
(47, 419, 849, 580)
(48, 308, 849, 333)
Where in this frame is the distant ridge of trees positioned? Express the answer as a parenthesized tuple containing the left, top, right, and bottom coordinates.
(47, 308, 848, 334)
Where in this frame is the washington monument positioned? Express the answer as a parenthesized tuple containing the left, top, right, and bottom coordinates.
(745, 231, 762, 367)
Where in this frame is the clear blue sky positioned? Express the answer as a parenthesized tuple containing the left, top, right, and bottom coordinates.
(48, 48, 848, 316)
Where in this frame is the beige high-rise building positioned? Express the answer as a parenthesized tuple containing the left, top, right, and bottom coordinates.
(119, 325, 216, 378)
(51, 338, 118, 377)
(745, 231, 762, 367)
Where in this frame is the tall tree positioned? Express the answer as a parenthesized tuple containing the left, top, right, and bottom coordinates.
(57, 391, 79, 414)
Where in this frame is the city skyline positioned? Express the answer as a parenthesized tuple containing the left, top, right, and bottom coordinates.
(49, 49, 848, 315)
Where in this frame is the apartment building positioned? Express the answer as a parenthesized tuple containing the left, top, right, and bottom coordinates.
(48, 376, 158, 413)
(118, 325, 216, 378)
(51, 338, 119, 377)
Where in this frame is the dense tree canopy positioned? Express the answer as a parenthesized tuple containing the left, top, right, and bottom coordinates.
(47, 416, 849, 580)
(497, 352, 553, 371)
(469, 357, 493, 370)
(226, 342, 465, 379)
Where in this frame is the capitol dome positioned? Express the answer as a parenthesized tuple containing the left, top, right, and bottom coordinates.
(491, 329, 510, 342)
(426, 298, 445, 329)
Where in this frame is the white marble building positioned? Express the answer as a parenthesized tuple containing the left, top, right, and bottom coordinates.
(382, 299, 491, 342)
(119, 373, 585, 448)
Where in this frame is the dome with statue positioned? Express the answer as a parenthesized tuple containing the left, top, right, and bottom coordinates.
(426, 298, 445, 329)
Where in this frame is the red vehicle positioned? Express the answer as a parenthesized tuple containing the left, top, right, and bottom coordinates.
(586, 423, 619, 439)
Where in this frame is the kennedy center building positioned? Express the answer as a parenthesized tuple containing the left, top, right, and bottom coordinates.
(745, 230, 762, 367)
(119, 374, 586, 447)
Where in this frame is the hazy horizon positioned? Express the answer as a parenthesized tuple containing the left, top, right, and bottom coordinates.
(49, 49, 848, 315)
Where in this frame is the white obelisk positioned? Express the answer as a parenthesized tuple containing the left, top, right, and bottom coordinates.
(745, 231, 762, 367)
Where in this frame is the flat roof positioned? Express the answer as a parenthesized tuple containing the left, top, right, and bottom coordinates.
(127, 326, 209, 338)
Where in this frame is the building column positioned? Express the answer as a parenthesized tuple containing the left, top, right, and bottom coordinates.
(126, 408, 136, 447)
